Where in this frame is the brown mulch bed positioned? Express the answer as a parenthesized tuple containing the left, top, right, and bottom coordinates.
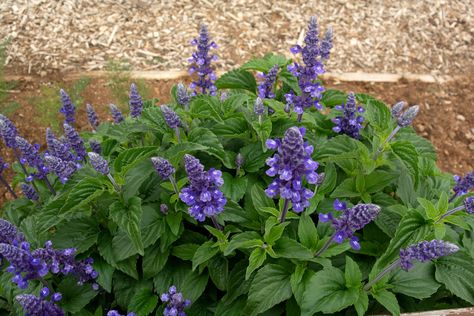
(0, 73, 472, 204)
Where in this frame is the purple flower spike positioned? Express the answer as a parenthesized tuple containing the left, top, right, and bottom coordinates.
(109, 104, 125, 124)
(0, 114, 19, 148)
(399, 240, 459, 271)
(151, 157, 175, 179)
(49, 137, 75, 163)
(86, 104, 99, 130)
(257, 65, 279, 99)
(391, 101, 406, 119)
(160, 204, 169, 214)
(59, 89, 76, 125)
(177, 83, 190, 109)
(254, 97, 265, 116)
(107, 311, 136, 316)
(179, 154, 226, 222)
(161, 105, 182, 129)
(285, 16, 332, 120)
(63, 123, 86, 160)
(0, 219, 24, 245)
(16, 294, 64, 316)
(129, 83, 143, 118)
(44, 155, 77, 183)
(15, 136, 48, 179)
(453, 171, 474, 198)
(464, 196, 474, 214)
(188, 24, 218, 96)
(264, 127, 319, 213)
(320, 203, 380, 250)
(89, 139, 102, 154)
(88, 152, 110, 175)
(161, 285, 191, 316)
(332, 92, 364, 139)
(397, 105, 419, 127)
(21, 183, 39, 201)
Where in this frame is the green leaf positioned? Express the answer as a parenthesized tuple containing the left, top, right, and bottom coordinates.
(435, 251, 474, 304)
(272, 237, 313, 259)
(321, 89, 347, 107)
(417, 197, 438, 219)
(220, 200, 260, 230)
(345, 256, 362, 289)
(222, 260, 254, 305)
(166, 211, 182, 236)
(331, 178, 359, 198)
(128, 288, 158, 316)
(354, 290, 369, 316)
(187, 127, 233, 168)
(372, 210, 429, 274)
(60, 177, 105, 214)
(93, 256, 114, 293)
(245, 264, 292, 316)
(208, 255, 229, 291)
(179, 269, 209, 303)
(246, 247, 267, 280)
(221, 173, 248, 202)
(98, 231, 138, 280)
(318, 162, 337, 194)
(264, 218, 288, 245)
(109, 196, 144, 256)
(298, 213, 319, 251)
(143, 243, 169, 279)
(389, 262, 440, 299)
(212, 117, 248, 137)
(391, 140, 419, 182)
(225, 231, 263, 255)
(301, 267, 359, 315)
(240, 54, 288, 72)
(172, 243, 200, 260)
(437, 191, 449, 214)
(240, 142, 271, 173)
(189, 95, 224, 123)
(52, 217, 100, 253)
(372, 289, 400, 316)
(364, 170, 398, 193)
(215, 69, 257, 92)
(57, 277, 98, 313)
(357, 94, 390, 132)
(192, 240, 219, 270)
(113, 146, 157, 173)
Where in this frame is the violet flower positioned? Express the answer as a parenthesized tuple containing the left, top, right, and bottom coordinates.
(400, 240, 460, 271)
(179, 154, 227, 225)
(160, 285, 191, 316)
(86, 103, 100, 131)
(89, 139, 102, 154)
(364, 240, 459, 291)
(16, 294, 64, 316)
(109, 104, 125, 124)
(257, 65, 279, 99)
(0, 218, 24, 244)
(254, 97, 265, 124)
(160, 204, 169, 214)
(15, 136, 49, 180)
(451, 171, 474, 201)
(21, 183, 39, 201)
(332, 92, 365, 139)
(59, 89, 76, 125)
(129, 83, 143, 118)
(264, 127, 319, 222)
(235, 153, 244, 174)
(151, 156, 178, 194)
(161, 105, 182, 143)
(88, 152, 120, 191)
(107, 311, 136, 316)
(188, 24, 218, 96)
(285, 16, 332, 121)
(44, 155, 77, 183)
(177, 83, 190, 110)
(63, 123, 86, 160)
(0, 114, 18, 148)
(317, 201, 381, 255)
(49, 137, 76, 163)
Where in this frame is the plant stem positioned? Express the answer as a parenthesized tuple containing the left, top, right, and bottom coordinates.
(313, 184, 319, 196)
(107, 173, 121, 192)
(373, 125, 401, 160)
(175, 127, 181, 143)
(13, 148, 28, 175)
(44, 177, 56, 195)
(169, 176, 179, 195)
(258, 115, 262, 125)
(211, 216, 223, 231)
(363, 259, 401, 291)
(0, 174, 17, 198)
(279, 199, 290, 223)
(436, 205, 465, 223)
(314, 233, 335, 257)
(448, 194, 457, 203)
(297, 113, 303, 122)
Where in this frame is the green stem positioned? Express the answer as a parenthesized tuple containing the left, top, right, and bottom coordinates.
(314, 233, 335, 257)
(363, 259, 401, 291)
(373, 125, 401, 160)
(169, 176, 179, 195)
(107, 173, 121, 192)
(0, 174, 17, 198)
(279, 199, 290, 223)
(211, 216, 223, 231)
(436, 205, 465, 223)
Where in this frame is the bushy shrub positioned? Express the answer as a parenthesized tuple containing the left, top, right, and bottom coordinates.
(1, 17, 474, 316)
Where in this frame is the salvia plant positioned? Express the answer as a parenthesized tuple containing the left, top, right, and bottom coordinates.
(0, 16, 473, 316)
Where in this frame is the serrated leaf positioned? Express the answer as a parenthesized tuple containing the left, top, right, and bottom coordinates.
(389, 262, 440, 299)
(93, 256, 114, 293)
(60, 177, 105, 214)
(298, 213, 319, 251)
(435, 251, 474, 304)
(245, 264, 292, 316)
(372, 289, 400, 316)
(208, 255, 229, 291)
(345, 256, 362, 289)
(52, 217, 100, 254)
(172, 243, 200, 260)
(391, 140, 419, 182)
(225, 231, 263, 255)
(143, 243, 169, 279)
(128, 288, 158, 316)
(113, 146, 157, 173)
(417, 197, 438, 219)
(57, 277, 98, 313)
(246, 247, 267, 280)
(221, 173, 248, 202)
(188, 127, 233, 168)
(301, 267, 359, 315)
(109, 196, 144, 256)
(321, 89, 347, 107)
(189, 95, 224, 122)
(192, 240, 219, 270)
(272, 237, 313, 259)
(215, 69, 257, 92)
